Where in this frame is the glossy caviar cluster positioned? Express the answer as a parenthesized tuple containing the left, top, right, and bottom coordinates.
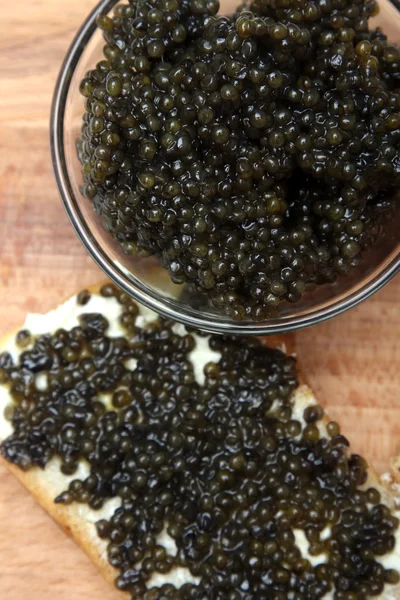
(1, 285, 399, 599)
(78, 0, 400, 320)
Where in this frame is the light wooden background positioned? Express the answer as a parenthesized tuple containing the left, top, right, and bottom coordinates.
(0, 1, 399, 598)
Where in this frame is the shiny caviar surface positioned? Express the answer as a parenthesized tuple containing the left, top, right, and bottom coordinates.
(1, 285, 399, 599)
(77, 0, 400, 320)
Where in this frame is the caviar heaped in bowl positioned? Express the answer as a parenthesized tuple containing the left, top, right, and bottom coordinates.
(51, 0, 400, 334)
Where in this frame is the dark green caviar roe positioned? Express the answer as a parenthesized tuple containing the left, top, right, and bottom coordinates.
(1, 284, 399, 599)
(77, 0, 400, 320)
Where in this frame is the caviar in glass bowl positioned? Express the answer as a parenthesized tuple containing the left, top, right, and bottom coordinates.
(52, 0, 400, 334)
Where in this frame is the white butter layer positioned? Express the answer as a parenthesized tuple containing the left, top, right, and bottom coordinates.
(293, 528, 328, 567)
(145, 528, 201, 588)
(172, 323, 222, 386)
(379, 526, 400, 570)
(189, 335, 221, 386)
(4, 295, 121, 363)
(147, 566, 200, 589)
(290, 385, 328, 437)
(158, 528, 178, 556)
(37, 457, 91, 496)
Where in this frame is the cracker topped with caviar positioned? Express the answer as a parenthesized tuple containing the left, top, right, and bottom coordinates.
(0, 283, 399, 599)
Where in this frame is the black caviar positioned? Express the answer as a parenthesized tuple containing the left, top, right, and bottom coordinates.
(1, 284, 399, 599)
(77, 0, 400, 320)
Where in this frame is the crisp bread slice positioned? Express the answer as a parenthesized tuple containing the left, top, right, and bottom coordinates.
(0, 285, 399, 599)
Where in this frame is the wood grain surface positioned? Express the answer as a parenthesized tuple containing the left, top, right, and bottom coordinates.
(0, 0, 399, 598)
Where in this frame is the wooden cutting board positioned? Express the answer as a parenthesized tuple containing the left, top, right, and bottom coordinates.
(0, 1, 399, 598)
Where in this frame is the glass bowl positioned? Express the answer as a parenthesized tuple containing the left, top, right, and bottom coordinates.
(51, 0, 400, 335)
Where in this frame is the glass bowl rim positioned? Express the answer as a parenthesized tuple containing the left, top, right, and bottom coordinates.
(50, 0, 400, 335)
